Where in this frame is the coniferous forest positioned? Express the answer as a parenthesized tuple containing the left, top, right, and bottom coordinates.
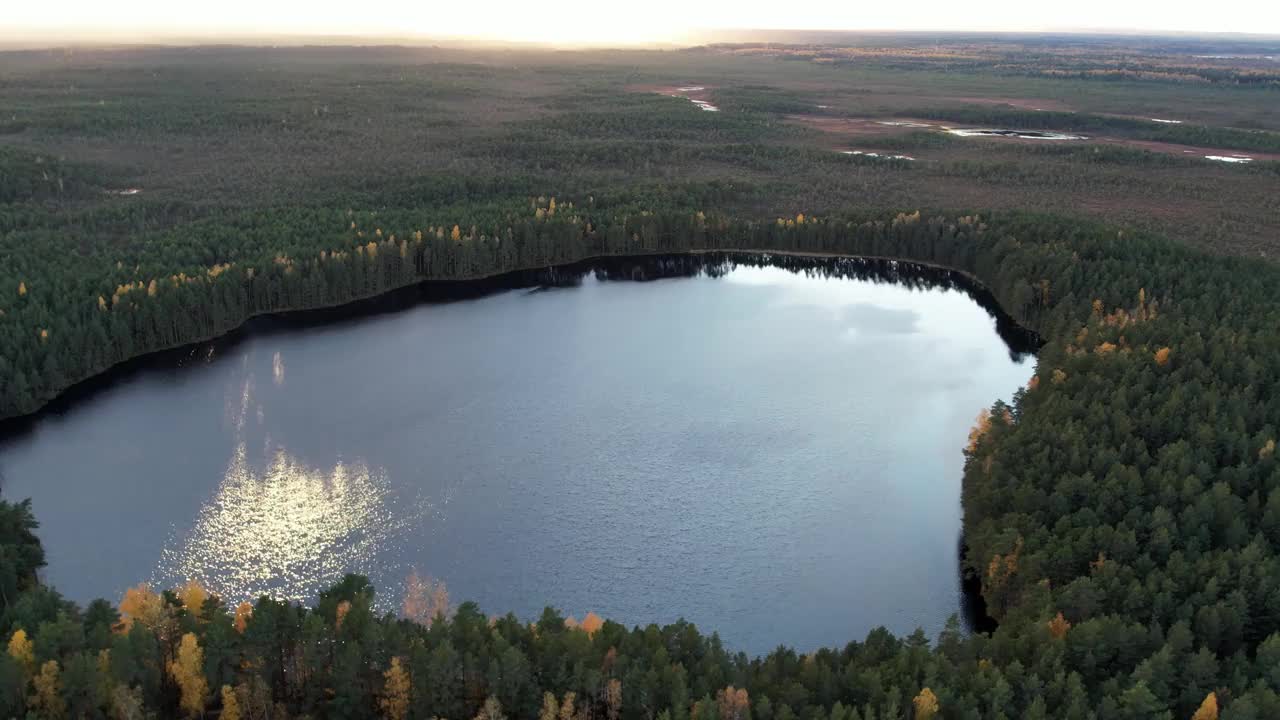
(3, 40, 1280, 719)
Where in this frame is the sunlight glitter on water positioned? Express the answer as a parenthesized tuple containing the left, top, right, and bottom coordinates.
(154, 368, 426, 608)
(153, 441, 405, 606)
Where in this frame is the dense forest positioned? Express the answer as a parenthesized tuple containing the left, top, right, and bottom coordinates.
(3, 207, 1280, 717)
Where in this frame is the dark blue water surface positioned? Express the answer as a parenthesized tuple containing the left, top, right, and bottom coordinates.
(0, 257, 1033, 654)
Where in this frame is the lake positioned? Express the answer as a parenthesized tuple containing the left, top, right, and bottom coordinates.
(0, 253, 1034, 654)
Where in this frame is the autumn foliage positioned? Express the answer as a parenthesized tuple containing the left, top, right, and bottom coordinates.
(117, 583, 166, 632)
(717, 686, 750, 720)
(1047, 612, 1072, 639)
(1191, 692, 1219, 720)
(967, 410, 992, 453)
(912, 687, 939, 720)
(7, 629, 33, 675)
(380, 657, 411, 720)
(169, 632, 208, 717)
(401, 568, 451, 626)
(233, 601, 253, 633)
(221, 685, 242, 720)
(967, 406, 1013, 453)
(33, 660, 64, 719)
(581, 611, 604, 636)
(178, 580, 208, 617)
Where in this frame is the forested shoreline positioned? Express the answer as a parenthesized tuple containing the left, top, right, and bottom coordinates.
(0, 244, 1039, 425)
(3, 209, 1280, 717)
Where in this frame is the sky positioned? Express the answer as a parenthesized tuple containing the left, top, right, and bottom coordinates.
(5, 0, 1280, 45)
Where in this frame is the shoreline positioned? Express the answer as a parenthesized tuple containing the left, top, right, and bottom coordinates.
(0, 248, 1040, 430)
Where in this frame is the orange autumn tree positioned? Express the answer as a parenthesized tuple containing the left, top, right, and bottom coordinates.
(967, 410, 993, 452)
(716, 686, 750, 720)
(1048, 612, 1072, 639)
(117, 584, 167, 633)
(1191, 692, 1218, 720)
(233, 602, 253, 633)
(967, 405, 1013, 453)
(401, 569, 451, 626)
(1154, 346, 1172, 366)
(580, 611, 604, 637)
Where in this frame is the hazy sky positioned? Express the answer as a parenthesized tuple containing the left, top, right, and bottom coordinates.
(7, 0, 1280, 44)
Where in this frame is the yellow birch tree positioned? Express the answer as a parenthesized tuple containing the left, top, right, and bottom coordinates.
(380, 657, 411, 720)
(168, 633, 208, 717)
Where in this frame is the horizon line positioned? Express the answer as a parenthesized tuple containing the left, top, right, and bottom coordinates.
(3, 26, 1280, 53)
